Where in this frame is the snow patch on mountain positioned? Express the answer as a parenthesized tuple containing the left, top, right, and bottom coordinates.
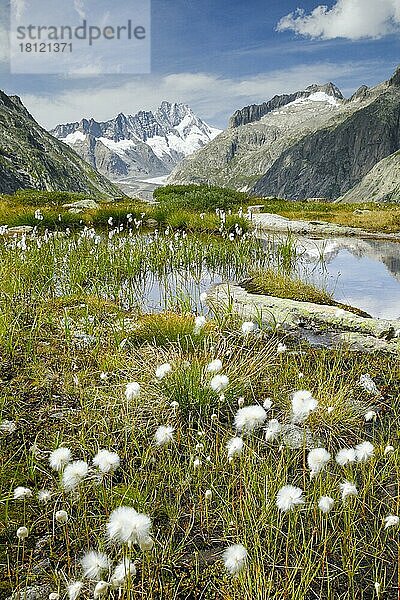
(64, 130, 86, 144)
(292, 91, 340, 106)
(51, 101, 222, 187)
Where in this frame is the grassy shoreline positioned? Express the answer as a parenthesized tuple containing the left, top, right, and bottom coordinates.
(0, 186, 399, 598)
(259, 198, 400, 234)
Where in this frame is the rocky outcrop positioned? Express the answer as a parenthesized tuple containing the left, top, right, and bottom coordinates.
(0, 91, 121, 196)
(169, 83, 354, 190)
(250, 212, 400, 241)
(229, 83, 343, 128)
(252, 88, 400, 199)
(207, 283, 400, 354)
(338, 150, 400, 203)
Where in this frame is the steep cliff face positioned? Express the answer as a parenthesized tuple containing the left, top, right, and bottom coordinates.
(338, 150, 400, 203)
(169, 84, 359, 190)
(168, 67, 400, 201)
(0, 90, 120, 196)
(253, 89, 400, 199)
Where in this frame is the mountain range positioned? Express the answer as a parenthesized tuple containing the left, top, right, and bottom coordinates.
(51, 102, 221, 193)
(169, 67, 400, 202)
(0, 90, 120, 196)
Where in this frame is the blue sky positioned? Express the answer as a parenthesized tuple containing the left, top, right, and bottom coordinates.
(1, 0, 399, 128)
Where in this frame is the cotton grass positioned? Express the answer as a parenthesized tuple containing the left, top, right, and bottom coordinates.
(276, 485, 304, 512)
(234, 405, 267, 433)
(81, 550, 111, 580)
(223, 544, 248, 576)
(106, 506, 152, 547)
(62, 461, 88, 492)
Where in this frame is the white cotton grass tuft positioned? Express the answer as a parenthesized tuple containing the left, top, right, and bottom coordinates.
(364, 410, 377, 422)
(67, 581, 83, 600)
(384, 445, 395, 455)
(13, 486, 32, 500)
(93, 449, 120, 474)
(276, 485, 305, 512)
(38, 489, 52, 503)
(355, 441, 374, 463)
(55, 510, 68, 524)
(262, 398, 272, 411)
(155, 425, 174, 447)
(335, 448, 356, 467)
(155, 363, 172, 380)
(206, 359, 223, 374)
(205, 489, 212, 501)
(234, 405, 267, 433)
(49, 447, 72, 472)
(110, 558, 137, 589)
(291, 390, 318, 423)
(339, 480, 358, 500)
(318, 496, 335, 514)
(0, 419, 16, 434)
(107, 506, 152, 547)
(16, 526, 28, 540)
(241, 321, 257, 335)
(307, 448, 331, 478)
(210, 374, 229, 393)
(81, 550, 111, 580)
(265, 419, 282, 442)
(93, 582, 109, 599)
(359, 373, 379, 394)
(384, 515, 399, 529)
(49, 593, 60, 600)
(193, 315, 206, 334)
(226, 437, 244, 461)
(223, 544, 248, 576)
(62, 460, 88, 492)
(277, 342, 287, 354)
(125, 382, 141, 401)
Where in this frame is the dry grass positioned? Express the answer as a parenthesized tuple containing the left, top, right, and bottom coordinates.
(260, 199, 400, 234)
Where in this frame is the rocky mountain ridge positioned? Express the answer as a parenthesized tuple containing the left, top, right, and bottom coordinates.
(0, 90, 120, 196)
(229, 83, 343, 128)
(51, 102, 221, 190)
(168, 68, 400, 202)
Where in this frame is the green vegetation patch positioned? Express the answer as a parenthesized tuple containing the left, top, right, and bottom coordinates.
(154, 184, 251, 212)
(244, 269, 371, 317)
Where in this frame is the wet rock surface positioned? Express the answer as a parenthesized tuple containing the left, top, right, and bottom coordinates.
(207, 283, 400, 354)
(251, 212, 400, 242)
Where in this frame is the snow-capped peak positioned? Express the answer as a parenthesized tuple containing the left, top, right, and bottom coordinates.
(51, 102, 221, 184)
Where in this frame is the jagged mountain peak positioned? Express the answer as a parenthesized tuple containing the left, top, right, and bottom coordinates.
(228, 82, 344, 129)
(169, 67, 400, 202)
(51, 101, 221, 191)
(305, 82, 344, 100)
(389, 65, 400, 87)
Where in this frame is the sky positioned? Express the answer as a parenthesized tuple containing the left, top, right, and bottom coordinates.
(0, 0, 399, 129)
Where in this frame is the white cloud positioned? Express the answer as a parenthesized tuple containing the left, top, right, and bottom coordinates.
(73, 0, 86, 20)
(277, 0, 400, 40)
(20, 61, 379, 129)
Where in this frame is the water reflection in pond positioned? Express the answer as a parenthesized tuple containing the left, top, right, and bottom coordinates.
(288, 236, 400, 320)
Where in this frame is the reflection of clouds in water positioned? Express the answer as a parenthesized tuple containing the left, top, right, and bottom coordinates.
(293, 236, 400, 319)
